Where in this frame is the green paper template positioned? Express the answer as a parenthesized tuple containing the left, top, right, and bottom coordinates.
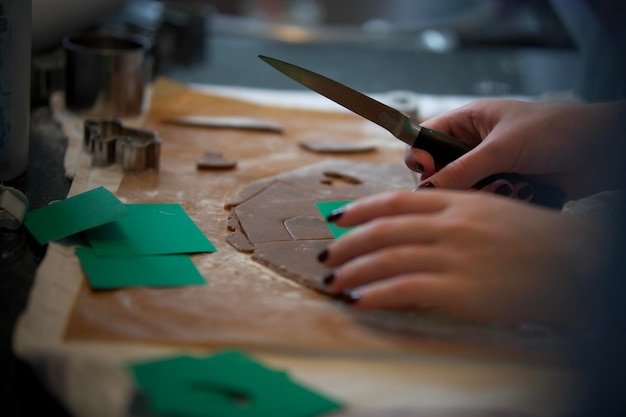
(315, 200, 354, 238)
(76, 247, 206, 289)
(130, 351, 342, 417)
(85, 203, 217, 256)
(24, 186, 127, 244)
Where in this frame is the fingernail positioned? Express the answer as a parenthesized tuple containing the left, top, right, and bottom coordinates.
(326, 208, 344, 223)
(415, 163, 425, 173)
(321, 272, 335, 286)
(336, 291, 360, 304)
(517, 185, 534, 200)
(494, 183, 513, 196)
(317, 249, 329, 263)
(419, 182, 435, 189)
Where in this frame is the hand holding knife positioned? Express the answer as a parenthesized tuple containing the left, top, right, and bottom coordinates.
(259, 55, 566, 209)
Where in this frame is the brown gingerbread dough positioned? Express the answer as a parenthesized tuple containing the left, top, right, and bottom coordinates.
(225, 160, 417, 291)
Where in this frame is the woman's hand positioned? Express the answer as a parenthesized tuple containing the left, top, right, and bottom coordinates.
(406, 99, 622, 200)
(318, 190, 606, 324)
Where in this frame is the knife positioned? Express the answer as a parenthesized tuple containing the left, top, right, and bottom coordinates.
(161, 115, 283, 133)
(259, 55, 566, 209)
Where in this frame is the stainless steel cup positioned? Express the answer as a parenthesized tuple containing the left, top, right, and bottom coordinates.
(63, 31, 150, 118)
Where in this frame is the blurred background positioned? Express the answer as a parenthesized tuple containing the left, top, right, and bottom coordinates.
(31, 0, 607, 110)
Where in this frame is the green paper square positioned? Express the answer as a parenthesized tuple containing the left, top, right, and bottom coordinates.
(24, 187, 127, 244)
(76, 247, 206, 289)
(315, 200, 354, 238)
(129, 351, 342, 417)
(85, 203, 217, 256)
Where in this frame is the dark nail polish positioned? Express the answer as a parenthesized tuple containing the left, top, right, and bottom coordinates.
(517, 185, 534, 200)
(317, 249, 329, 263)
(415, 163, 425, 173)
(494, 183, 513, 196)
(322, 272, 335, 286)
(326, 208, 344, 223)
(419, 182, 435, 189)
(337, 291, 360, 304)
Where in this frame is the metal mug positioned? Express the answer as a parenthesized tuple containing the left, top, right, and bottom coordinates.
(63, 31, 150, 118)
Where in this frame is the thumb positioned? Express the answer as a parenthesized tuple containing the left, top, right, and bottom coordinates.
(418, 149, 497, 190)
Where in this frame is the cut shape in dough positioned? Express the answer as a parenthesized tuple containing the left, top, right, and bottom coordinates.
(284, 216, 333, 240)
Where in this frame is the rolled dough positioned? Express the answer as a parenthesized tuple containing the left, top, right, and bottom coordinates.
(225, 160, 416, 291)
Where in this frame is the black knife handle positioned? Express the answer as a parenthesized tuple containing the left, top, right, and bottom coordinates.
(415, 126, 472, 164)
(414, 126, 566, 209)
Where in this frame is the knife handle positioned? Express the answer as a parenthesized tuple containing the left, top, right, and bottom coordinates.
(414, 126, 566, 209)
(415, 126, 472, 164)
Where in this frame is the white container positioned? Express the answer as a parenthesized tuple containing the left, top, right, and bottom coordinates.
(0, 0, 31, 182)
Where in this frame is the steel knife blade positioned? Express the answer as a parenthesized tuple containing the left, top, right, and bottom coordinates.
(259, 55, 566, 208)
(259, 54, 472, 166)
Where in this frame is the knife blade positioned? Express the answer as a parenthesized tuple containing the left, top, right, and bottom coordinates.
(259, 55, 566, 208)
(259, 55, 471, 166)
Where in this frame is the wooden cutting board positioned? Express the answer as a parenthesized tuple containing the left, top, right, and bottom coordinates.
(63, 78, 563, 361)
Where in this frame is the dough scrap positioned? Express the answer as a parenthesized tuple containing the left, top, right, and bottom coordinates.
(197, 151, 237, 170)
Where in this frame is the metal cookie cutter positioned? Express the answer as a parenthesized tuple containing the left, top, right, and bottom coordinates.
(84, 119, 161, 171)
